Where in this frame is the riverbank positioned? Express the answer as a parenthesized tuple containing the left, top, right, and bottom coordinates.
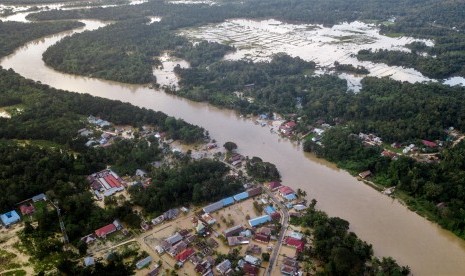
(3, 20, 465, 275)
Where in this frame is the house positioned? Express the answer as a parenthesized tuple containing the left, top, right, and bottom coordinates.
(244, 255, 261, 266)
(147, 266, 160, 276)
(246, 244, 262, 255)
(288, 231, 303, 240)
(283, 193, 297, 201)
(228, 236, 250, 246)
(283, 236, 305, 252)
(280, 121, 297, 135)
(88, 169, 124, 195)
(0, 210, 20, 227)
(168, 241, 187, 256)
(216, 259, 232, 275)
(84, 256, 95, 267)
(95, 223, 117, 238)
(163, 208, 179, 220)
(19, 203, 35, 215)
(243, 263, 259, 275)
(166, 232, 183, 245)
(136, 256, 152, 269)
(266, 181, 282, 191)
(422, 140, 438, 148)
(254, 233, 270, 243)
(203, 201, 223, 213)
(233, 192, 249, 202)
(175, 248, 195, 262)
(201, 213, 216, 225)
(246, 187, 262, 197)
(279, 186, 295, 196)
(264, 206, 277, 216)
(248, 215, 271, 227)
(135, 169, 148, 177)
(293, 204, 307, 211)
(32, 193, 47, 202)
(81, 234, 96, 244)
(358, 170, 372, 179)
(223, 225, 244, 237)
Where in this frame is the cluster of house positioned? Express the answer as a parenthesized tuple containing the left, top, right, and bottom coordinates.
(279, 121, 297, 136)
(266, 181, 301, 207)
(81, 219, 125, 245)
(280, 257, 301, 276)
(359, 133, 383, 146)
(88, 169, 125, 200)
(215, 254, 262, 276)
(141, 208, 183, 231)
(0, 193, 47, 228)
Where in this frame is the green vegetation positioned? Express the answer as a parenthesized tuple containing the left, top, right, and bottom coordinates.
(292, 200, 410, 275)
(333, 61, 369, 75)
(0, 20, 83, 58)
(129, 159, 242, 215)
(246, 156, 280, 182)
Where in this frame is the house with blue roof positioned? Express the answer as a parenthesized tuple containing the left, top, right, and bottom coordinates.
(283, 193, 297, 201)
(222, 197, 235, 207)
(233, 192, 249, 202)
(1, 210, 20, 226)
(248, 215, 271, 227)
(264, 206, 277, 215)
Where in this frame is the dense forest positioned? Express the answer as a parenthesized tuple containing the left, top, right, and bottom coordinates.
(0, 20, 83, 57)
(292, 200, 410, 275)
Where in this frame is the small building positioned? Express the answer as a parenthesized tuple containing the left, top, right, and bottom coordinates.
(267, 181, 282, 191)
(0, 210, 20, 227)
(283, 193, 297, 201)
(243, 263, 259, 276)
(279, 186, 295, 196)
(19, 203, 35, 215)
(136, 256, 152, 269)
(293, 204, 307, 211)
(254, 233, 270, 243)
(248, 215, 271, 227)
(244, 255, 261, 266)
(422, 140, 438, 148)
(175, 248, 195, 262)
(95, 223, 117, 238)
(135, 169, 148, 177)
(221, 197, 235, 207)
(288, 231, 304, 240)
(228, 236, 250, 246)
(166, 232, 183, 245)
(203, 201, 223, 214)
(246, 187, 262, 197)
(358, 170, 372, 179)
(264, 206, 277, 216)
(216, 259, 232, 275)
(83, 256, 95, 267)
(32, 193, 47, 202)
(223, 225, 244, 237)
(163, 208, 180, 220)
(201, 213, 217, 225)
(233, 192, 249, 202)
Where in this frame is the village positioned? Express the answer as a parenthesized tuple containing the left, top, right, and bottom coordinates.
(0, 115, 314, 276)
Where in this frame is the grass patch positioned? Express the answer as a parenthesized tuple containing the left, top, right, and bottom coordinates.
(1, 269, 27, 276)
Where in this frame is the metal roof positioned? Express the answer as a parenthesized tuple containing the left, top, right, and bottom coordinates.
(233, 192, 249, 201)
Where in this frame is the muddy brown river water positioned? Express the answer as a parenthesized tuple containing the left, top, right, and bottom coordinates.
(2, 20, 465, 275)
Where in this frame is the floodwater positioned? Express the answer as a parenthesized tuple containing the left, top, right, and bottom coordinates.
(179, 19, 447, 90)
(2, 20, 465, 275)
(152, 52, 189, 89)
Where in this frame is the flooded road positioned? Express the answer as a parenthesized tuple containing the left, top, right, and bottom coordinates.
(2, 20, 465, 275)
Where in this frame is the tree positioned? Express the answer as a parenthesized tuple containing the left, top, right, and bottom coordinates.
(262, 252, 270, 262)
(223, 141, 237, 152)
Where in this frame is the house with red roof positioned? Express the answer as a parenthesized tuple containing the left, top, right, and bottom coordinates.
(283, 236, 305, 252)
(266, 181, 282, 191)
(243, 263, 259, 276)
(175, 248, 195, 262)
(422, 140, 438, 148)
(19, 203, 35, 215)
(95, 223, 117, 238)
(279, 186, 295, 197)
(280, 121, 297, 136)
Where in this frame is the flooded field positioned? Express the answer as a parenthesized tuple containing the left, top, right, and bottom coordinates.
(152, 52, 190, 89)
(179, 19, 439, 91)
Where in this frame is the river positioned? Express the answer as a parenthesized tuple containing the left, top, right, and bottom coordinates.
(2, 20, 465, 275)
